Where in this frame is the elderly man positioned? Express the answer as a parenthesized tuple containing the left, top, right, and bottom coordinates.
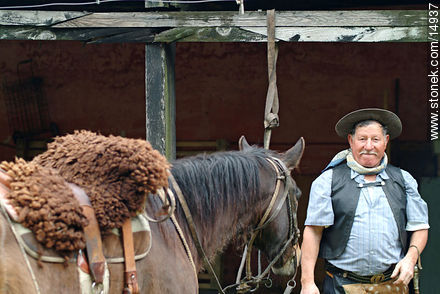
(300, 108, 429, 294)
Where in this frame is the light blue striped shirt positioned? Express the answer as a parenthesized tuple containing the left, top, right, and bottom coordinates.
(305, 168, 430, 276)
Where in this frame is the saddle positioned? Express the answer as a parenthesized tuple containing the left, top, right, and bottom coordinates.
(0, 169, 147, 294)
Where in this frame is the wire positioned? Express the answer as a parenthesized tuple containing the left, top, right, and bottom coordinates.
(0, 0, 237, 10)
(0, 0, 121, 9)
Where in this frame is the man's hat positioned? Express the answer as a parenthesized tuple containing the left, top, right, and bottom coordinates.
(335, 108, 402, 139)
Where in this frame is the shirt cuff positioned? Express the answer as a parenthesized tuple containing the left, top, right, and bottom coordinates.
(406, 222, 430, 231)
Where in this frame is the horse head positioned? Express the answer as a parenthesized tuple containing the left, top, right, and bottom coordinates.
(238, 136, 304, 279)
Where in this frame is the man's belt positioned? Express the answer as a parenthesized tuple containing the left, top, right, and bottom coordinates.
(326, 263, 395, 284)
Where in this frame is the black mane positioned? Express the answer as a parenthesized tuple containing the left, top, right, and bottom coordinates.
(170, 147, 277, 223)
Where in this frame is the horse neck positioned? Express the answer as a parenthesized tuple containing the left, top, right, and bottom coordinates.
(170, 154, 274, 270)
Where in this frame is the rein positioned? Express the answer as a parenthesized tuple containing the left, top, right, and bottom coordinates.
(168, 156, 300, 294)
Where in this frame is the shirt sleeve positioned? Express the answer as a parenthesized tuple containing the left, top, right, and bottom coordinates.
(401, 169, 430, 231)
(304, 169, 334, 227)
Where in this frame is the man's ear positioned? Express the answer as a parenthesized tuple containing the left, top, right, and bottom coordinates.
(348, 134, 353, 149)
(238, 136, 252, 151)
(281, 137, 305, 171)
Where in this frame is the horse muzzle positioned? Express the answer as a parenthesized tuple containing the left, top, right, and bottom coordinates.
(271, 244, 301, 276)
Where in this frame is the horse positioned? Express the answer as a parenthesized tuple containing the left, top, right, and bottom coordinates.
(0, 135, 305, 294)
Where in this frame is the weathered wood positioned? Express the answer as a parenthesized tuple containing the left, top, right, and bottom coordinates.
(153, 27, 267, 43)
(154, 26, 427, 42)
(0, 25, 427, 42)
(87, 28, 160, 43)
(0, 26, 163, 43)
(240, 26, 427, 42)
(0, 10, 89, 26)
(0, 27, 142, 41)
(0, 9, 429, 42)
(49, 10, 427, 28)
(145, 43, 176, 160)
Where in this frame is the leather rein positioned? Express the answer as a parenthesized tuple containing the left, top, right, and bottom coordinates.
(167, 156, 300, 294)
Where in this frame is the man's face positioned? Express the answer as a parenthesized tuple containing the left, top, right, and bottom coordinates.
(348, 121, 389, 168)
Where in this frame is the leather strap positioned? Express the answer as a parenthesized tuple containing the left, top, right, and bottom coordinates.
(81, 205, 106, 284)
(122, 218, 139, 294)
(263, 9, 279, 149)
(169, 174, 225, 294)
(69, 184, 106, 285)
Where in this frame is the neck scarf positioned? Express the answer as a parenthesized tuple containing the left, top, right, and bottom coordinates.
(323, 149, 388, 175)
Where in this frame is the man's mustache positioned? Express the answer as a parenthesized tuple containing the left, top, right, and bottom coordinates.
(360, 150, 378, 155)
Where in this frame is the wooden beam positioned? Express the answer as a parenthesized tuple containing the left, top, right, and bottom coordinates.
(145, 43, 176, 160)
(0, 10, 89, 26)
(154, 26, 426, 42)
(0, 27, 147, 42)
(0, 10, 429, 42)
(50, 10, 426, 28)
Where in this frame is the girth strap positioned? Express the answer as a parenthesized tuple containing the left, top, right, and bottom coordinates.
(122, 218, 139, 294)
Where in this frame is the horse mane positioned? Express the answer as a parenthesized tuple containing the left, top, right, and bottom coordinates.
(170, 146, 278, 254)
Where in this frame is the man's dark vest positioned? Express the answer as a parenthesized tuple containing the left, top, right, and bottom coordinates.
(318, 162, 408, 259)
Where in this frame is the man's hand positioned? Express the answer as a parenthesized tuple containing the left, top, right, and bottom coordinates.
(391, 256, 414, 285)
(300, 282, 320, 294)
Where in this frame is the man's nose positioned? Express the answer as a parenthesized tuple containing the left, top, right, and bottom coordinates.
(365, 139, 374, 149)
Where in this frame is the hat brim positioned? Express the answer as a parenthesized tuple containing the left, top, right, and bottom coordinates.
(335, 108, 402, 139)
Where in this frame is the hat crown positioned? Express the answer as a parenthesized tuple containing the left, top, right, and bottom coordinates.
(335, 108, 402, 139)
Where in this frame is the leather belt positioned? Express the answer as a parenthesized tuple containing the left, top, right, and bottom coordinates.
(326, 263, 395, 284)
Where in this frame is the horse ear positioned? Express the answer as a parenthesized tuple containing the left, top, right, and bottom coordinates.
(282, 137, 305, 171)
(238, 136, 252, 151)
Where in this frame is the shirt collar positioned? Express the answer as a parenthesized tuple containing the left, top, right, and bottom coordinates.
(350, 169, 390, 182)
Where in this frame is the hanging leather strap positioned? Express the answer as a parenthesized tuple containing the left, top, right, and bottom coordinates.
(264, 9, 279, 149)
(122, 218, 139, 294)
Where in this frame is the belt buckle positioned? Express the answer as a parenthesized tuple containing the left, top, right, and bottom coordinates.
(370, 273, 385, 283)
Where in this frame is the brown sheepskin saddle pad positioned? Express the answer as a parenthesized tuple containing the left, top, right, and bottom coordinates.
(12, 214, 151, 264)
(0, 130, 170, 256)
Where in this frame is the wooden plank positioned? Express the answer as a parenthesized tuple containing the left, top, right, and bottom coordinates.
(241, 26, 427, 42)
(87, 28, 160, 43)
(145, 43, 176, 160)
(0, 27, 150, 42)
(0, 25, 427, 42)
(155, 26, 427, 42)
(153, 27, 267, 43)
(0, 10, 428, 42)
(0, 10, 89, 26)
(50, 10, 427, 28)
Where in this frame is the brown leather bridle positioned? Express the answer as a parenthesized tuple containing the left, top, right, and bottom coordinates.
(169, 156, 301, 294)
(230, 156, 301, 294)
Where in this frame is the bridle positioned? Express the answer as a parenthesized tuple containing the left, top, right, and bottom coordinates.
(230, 156, 301, 293)
(164, 155, 301, 294)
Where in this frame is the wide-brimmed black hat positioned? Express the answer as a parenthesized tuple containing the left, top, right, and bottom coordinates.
(335, 108, 402, 139)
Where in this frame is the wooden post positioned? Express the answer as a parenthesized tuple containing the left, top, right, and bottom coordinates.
(145, 43, 176, 160)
